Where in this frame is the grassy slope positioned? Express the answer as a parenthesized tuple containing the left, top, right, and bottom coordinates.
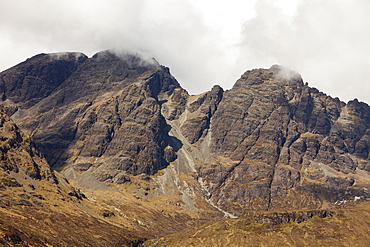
(146, 201, 370, 247)
(0, 173, 138, 246)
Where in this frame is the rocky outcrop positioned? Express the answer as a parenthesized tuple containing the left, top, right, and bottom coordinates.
(0, 110, 56, 184)
(180, 85, 223, 144)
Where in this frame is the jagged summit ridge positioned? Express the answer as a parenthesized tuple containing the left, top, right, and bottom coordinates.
(1, 51, 370, 245)
(270, 64, 303, 83)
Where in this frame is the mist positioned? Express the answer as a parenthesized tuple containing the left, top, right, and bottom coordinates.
(0, 0, 369, 104)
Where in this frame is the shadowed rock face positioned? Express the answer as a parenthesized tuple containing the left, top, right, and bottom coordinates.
(1, 53, 370, 217)
(0, 52, 88, 113)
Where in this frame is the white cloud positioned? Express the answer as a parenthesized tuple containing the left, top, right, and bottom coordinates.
(237, 0, 370, 104)
(0, 0, 234, 94)
(0, 0, 369, 104)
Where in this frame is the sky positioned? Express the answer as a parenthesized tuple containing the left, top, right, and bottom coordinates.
(0, 0, 369, 104)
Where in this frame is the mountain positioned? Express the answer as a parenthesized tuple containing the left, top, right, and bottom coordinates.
(1, 50, 370, 245)
(1, 51, 182, 176)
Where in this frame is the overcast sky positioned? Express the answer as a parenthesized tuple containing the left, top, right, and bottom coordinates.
(0, 0, 369, 104)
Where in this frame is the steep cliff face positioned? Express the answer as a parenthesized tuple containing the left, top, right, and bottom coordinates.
(1, 52, 370, 221)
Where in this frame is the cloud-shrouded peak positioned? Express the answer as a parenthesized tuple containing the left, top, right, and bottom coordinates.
(269, 65, 302, 84)
(48, 52, 88, 63)
(92, 49, 160, 69)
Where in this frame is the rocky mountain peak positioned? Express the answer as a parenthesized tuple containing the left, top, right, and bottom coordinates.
(92, 50, 159, 69)
(269, 64, 303, 83)
(93, 50, 181, 95)
(0, 50, 184, 183)
(233, 64, 303, 92)
(1, 51, 370, 219)
(48, 52, 88, 63)
(0, 52, 87, 113)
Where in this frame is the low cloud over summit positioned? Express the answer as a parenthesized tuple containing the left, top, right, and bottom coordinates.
(0, 0, 369, 104)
